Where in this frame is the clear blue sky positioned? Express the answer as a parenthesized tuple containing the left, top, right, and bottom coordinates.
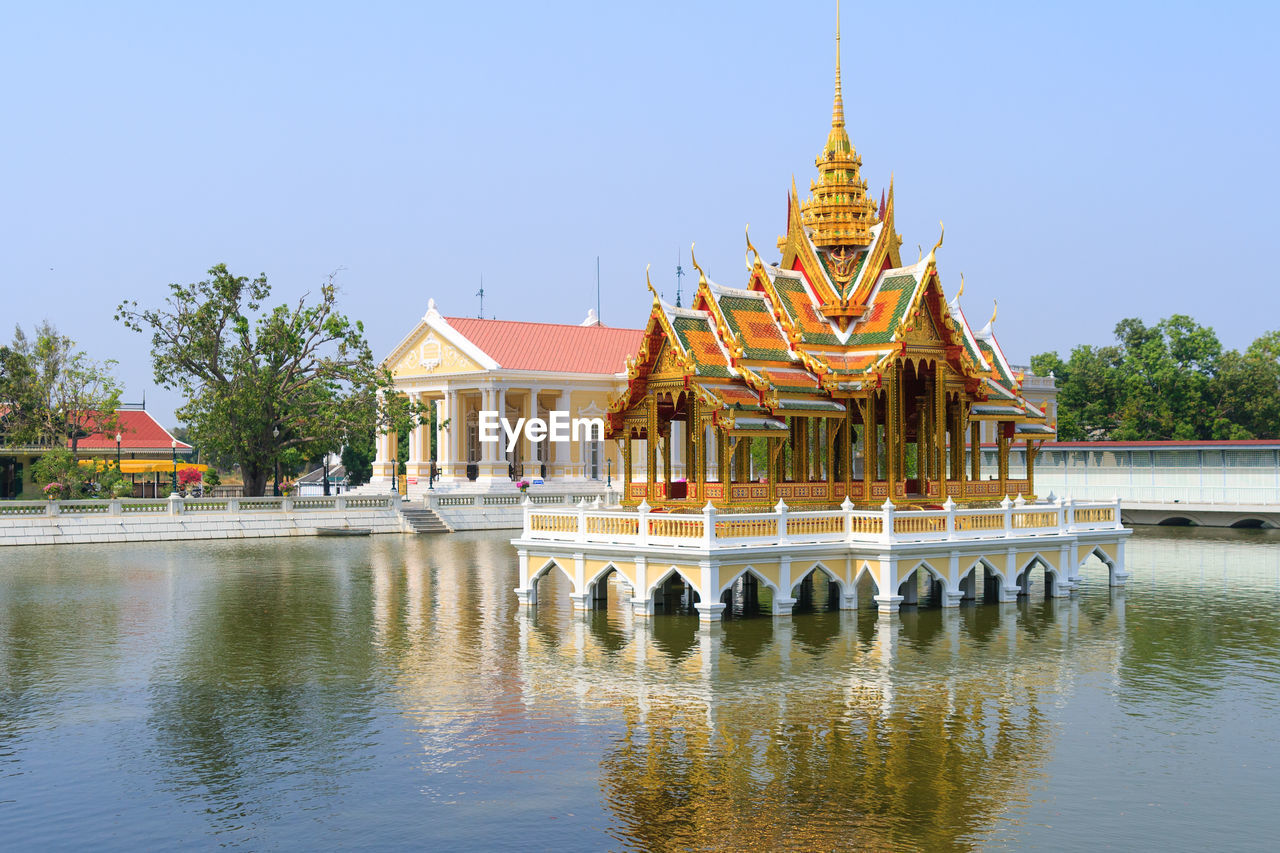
(3, 1, 1277, 426)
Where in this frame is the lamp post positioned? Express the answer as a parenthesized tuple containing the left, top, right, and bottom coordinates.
(606, 458, 612, 488)
(272, 425, 281, 497)
(115, 433, 122, 468)
(322, 453, 331, 497)
(170, 439, 178, 495)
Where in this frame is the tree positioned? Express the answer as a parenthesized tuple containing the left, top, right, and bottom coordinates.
(1035, 316, 1280, 442)
(0, 323, 120, 453)
(117, 264, 421, 496)
(341, 430, 374, 487)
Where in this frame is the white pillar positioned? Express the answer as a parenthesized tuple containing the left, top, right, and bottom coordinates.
(371, 422, 394, 486)
(445, 390, 457, 478)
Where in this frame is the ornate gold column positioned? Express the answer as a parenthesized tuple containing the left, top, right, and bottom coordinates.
(646, 396, 658, 501)
(1026, 439, 1038, 497)
(886, 364, 900, 489)
(970, 420, 981, 484)
(997, 427, 1009, 497)
(767, 437, 778, 504)
(717, 429, 731, 503)
(935, 367, 948, 501)
(623, 435, 632, 492)
(861, 396, 875, 501)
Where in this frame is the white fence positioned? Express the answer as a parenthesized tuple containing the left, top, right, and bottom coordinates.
(1026, 445, 1280, 506)
(520, 496, 1123, 550)
(0, 493, 399, 518)
(427, 491, 618, 510)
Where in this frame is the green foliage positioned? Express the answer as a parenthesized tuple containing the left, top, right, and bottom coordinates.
(30, 447, 89, 499)
(1033, 316, 1280, 441)
(341, 430, 374, 487)
(117, 264, 422, 496)
(0, 323, 121, 451)
(202, 469, 222, 488)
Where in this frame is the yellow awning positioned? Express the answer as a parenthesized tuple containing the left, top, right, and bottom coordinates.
(79, 459, 208, 474)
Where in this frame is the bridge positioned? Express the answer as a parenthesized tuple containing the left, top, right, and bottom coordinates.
(984, 440, 1280, 529)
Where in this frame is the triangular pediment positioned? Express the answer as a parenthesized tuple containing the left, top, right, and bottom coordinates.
(389, 328, 485, 377)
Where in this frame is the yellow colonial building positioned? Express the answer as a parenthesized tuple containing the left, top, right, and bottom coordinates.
(370, 299, 643, 496)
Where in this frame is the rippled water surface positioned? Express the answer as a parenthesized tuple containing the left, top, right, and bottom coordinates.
(1, 527, 1278, 850)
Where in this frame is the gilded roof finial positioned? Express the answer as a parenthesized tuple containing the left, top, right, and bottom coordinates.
(989, 300, 998, 326)
(956, 273, 965, 300)
(689, 242, 707, 285)
(833, 0, 844, 132)
(745, 223, 760, 271)
(799, 0, 875, 250)
(645, 264, 659, 302)
(925, 221, 944, 267)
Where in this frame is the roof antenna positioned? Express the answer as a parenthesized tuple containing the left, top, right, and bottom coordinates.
(596, 256, 601, 324)
(476, 275, 484, 319)
(675, 249, 685, 307)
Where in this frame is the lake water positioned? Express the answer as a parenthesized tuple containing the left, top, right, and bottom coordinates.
(1, 527, 1278, 851)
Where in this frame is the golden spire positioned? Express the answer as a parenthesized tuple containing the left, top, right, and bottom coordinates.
(800, 0, 876, 251)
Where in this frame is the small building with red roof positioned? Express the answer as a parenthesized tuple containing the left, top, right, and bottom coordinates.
(373, 300, 644, 492)
(0, 405, 193, 499)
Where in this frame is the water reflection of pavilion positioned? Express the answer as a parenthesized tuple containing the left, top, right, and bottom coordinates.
(510, 597, 1126, 849)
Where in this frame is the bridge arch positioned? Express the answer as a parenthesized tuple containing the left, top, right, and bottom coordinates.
(1229, 517, 1271, 529)
(526, 558, 577, 608)
(852, 562, 879, 608)
(645, 565, 702, 614)
(718, 565, 778, 617)
(1079, 544, 1119, 585)
(1015, 552, 1065, 599)
(791, 561, 845, 612)
(960, 557, 1008, 603)
(585, 562, 632, 610)
(898, 560, 948, 607)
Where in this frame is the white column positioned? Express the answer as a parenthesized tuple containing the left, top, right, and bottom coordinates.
(434, 397, 446, 470)
(371, 421, 394, 486)
(406, 392, 428, 487)
(445, 390, 459, 477)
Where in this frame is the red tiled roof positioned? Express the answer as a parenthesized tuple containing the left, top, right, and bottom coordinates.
(445, 317, 644, 374)
(73, 410, 191, 451)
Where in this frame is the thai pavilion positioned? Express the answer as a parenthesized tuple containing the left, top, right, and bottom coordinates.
(513, 11, 1129, 621)
(606, 58, 1052, 512)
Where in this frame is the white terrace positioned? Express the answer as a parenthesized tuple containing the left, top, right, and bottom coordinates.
(512, 496, 1130, 621)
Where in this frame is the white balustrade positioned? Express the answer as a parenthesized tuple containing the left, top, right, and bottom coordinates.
(518, 495, 1124, 549)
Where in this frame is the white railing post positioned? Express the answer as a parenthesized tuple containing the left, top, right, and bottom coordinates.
(46, 500, 59, 517)
(1062, 496, 1075, 531)
(228, 498, 240, 512)
(1113, 495, 1124, 529)
(168, 493, 184, 516)
(109, 498, 122, 516)
(702, 501, 716, 547)
(841, 497, 855, 542)
(1001, 495, 1013, 537)
(943, 496, 956, 539)
(774, 499, 789, 544)
(281, 496, 294, 513)
(881, 499, 895, 543)
(335, 495, 346, 510)
(522, 495, 532, 536)
(576, 498, 587, 543)
(637, 500, 650, 546)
